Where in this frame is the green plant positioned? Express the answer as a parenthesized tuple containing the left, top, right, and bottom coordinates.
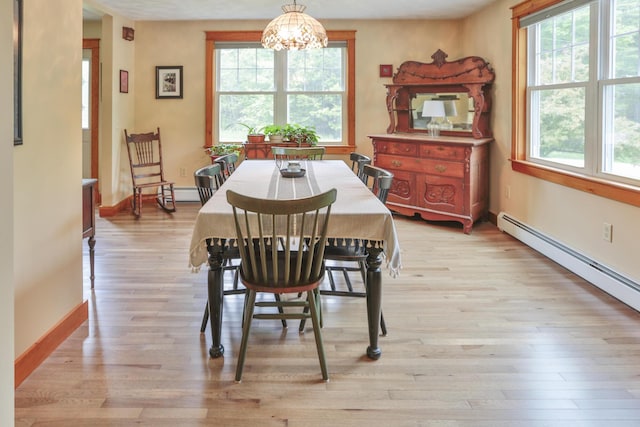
(238, 123, 264, 135)
(281, 124, 319, 145)
(263, 124, 284, 137)
(207, 143, 243, 156)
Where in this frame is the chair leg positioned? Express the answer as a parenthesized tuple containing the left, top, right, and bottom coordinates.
(235, 290, 257, 383)
(200, 302, 209, 333)
(273, 294, 287, 328)
(380, 311, 387, 336)
(307, 290, 329, 381)
(132, 189, 142, 217)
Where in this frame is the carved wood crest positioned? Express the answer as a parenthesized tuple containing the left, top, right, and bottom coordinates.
(384, 49, 495, 138)
(392, 49, 495, 85)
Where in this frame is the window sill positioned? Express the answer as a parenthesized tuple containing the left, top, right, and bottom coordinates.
(511, 159, 640, 208)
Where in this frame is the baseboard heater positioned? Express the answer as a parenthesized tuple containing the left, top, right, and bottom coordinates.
(497, 212, 640, 312)
(173, 186, 200, 203)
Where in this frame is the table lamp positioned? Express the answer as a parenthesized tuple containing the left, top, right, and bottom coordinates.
(421, 100, 445, 136)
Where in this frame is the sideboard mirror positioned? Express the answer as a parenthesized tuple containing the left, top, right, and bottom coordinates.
(385, 49, 495, 138)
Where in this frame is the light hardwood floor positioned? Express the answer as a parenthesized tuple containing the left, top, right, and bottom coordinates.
(15, 203, 640, 426)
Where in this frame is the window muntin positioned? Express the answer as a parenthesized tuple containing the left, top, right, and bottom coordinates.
(525, 0, 640, 187)
(216, 42, 346, 145)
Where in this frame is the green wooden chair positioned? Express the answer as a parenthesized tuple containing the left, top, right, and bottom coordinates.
(214, 153, 239, 181)
(194, 164, 243, 333)
(271, 146, 325, 169)
(227, 188, 337, 382)
(322, 164, 393, 335)
(349, 152, 372, 183)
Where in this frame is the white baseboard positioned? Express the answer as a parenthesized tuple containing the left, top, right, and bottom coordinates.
(497, 212, 640, 312)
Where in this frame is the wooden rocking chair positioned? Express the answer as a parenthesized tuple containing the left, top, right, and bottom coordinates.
(124, 128, 176, 217)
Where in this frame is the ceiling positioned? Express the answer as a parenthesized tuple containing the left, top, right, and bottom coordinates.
(84, 0, 496, 21)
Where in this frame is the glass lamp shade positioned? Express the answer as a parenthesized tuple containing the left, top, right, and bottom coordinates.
(261, 2, 328, 51)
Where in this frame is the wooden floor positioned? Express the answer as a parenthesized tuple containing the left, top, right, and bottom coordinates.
(15, 203, 640, 426)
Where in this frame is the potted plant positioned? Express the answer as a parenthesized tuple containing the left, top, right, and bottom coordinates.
(238, 123, 265, 143)
(282, 124, 319, 146)
(263, 124, 285, 144)
(206, 143, 243, 162)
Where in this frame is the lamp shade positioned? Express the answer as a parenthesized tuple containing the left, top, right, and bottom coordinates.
(444, 100, 458, 117)
(261, 2, 328, 51)
(421, 100, 445, 118)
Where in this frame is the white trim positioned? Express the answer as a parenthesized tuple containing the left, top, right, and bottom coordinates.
(497, 212, 640, 311)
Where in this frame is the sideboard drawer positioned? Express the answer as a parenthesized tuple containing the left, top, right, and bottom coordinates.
(376, 154, 463, 178)
(375, 154, 417, 172)
(420, 144, 466, 161)
(421, 159, 464, 178)
(373, 140, 418, 156)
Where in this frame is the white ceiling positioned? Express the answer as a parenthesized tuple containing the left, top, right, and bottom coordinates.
(84, 0, 496, 21)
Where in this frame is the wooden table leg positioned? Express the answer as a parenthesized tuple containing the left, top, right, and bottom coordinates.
(365, 246, 383, 360)
(207, 241, 225, 358)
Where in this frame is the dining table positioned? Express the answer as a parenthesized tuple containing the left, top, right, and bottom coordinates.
(189, 159, 402, 360)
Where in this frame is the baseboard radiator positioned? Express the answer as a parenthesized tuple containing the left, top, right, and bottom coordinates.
(497, 212, 640, 312)
(174, 186, 200, 203)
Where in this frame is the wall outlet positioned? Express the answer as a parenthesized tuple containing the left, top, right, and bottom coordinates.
(505, 185, 511, 199)
(179, 167, 186, 177)
(602, 222, 613, 242)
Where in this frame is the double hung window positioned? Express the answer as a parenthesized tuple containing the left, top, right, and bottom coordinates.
(215, 41, 348, 145)
(513, 0, 640, 203)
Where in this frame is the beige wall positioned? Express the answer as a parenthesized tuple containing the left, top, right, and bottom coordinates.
(98, 13, 136, 207)
(1, 0, 15, 422)
(463, 0, 640, 281)
(13, 0, 84, 356)
(125, 19, 461, 193)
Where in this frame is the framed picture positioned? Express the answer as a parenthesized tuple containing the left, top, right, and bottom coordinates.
(119, 70, 129, 93)
(155, 66, 183, 99)
(379, 64, 393, 78)
(13, 0, 23, 145)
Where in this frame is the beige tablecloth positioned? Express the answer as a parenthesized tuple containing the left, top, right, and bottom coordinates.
(189, 160, 401, 276)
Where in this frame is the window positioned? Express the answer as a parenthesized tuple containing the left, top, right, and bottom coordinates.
(512, 0, 640, 206)
(217, 43, 346, 144)
(205, 31, 355, 154)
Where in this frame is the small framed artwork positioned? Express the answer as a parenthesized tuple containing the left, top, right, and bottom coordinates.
(119, 70, 129, 93)
(156, 66, 183, 99)
(379, 64, 393, 78)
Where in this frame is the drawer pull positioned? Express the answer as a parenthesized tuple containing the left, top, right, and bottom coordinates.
(435, 164, 447, 173)
(391, 160, 402, 167)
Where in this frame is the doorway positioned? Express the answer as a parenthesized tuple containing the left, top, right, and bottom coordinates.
(82, 39, 100, 203)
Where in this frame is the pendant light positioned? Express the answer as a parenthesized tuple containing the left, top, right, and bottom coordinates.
(261, 1, 328, 51)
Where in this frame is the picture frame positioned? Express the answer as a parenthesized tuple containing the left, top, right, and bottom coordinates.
(379, 64, 393, 78)
(13, 0, 23, 145)
(119, 70, 129, 93)
(155, 66, 183, 99)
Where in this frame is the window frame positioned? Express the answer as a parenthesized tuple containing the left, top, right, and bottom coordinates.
(512, 0, 640, 207)
(205, 31, 356, 156)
